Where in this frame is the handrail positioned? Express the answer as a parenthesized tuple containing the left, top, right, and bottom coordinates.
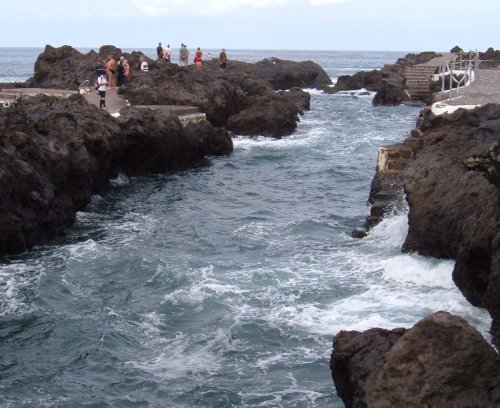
(439, 50, 479, 100)
(78, 79, 92, 94)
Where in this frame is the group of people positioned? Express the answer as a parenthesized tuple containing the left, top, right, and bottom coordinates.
(95, 55, 130, 109)
(94, 45, 229, 109)
(156, 42, 228, 72)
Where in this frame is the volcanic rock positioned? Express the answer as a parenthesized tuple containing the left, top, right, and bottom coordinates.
(402, 103, 500, 346)
(28, 45, 330, 138)
(325, 70, 382, 94)
(0, 94, 232, 256)
(331, 312, 500, 408)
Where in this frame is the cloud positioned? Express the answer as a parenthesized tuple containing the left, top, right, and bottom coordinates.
(129, 0, 328, 17)
(309, 0, 352, 5)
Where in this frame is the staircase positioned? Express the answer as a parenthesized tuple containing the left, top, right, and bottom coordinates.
(405, 65, 439, 100)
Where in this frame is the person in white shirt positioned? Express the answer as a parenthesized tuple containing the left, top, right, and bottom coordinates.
(97, 71, 109, 109)
(140, 57, 149, 72)
(164, 44, 172, 63)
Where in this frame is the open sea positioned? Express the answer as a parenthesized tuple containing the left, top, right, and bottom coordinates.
(0, 48, 492, 408)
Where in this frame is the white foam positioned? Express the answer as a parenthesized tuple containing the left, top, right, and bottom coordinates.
(0, 264, 43, 317)
(162, 265, 245, 306)
(126, 331, 222, 380)
(335, 88, 376, 98)
(109, 172, 130, 186)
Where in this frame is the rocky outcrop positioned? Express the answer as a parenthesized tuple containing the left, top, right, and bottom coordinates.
(327, 51, 439, 106)
(331, 326, 406, 407)
(27, 45, 331, 138)
(331, 311, 500, 408)
(325, 70, 382, 94)
(373, 52, 439, 106)
(402, 103, 500, 346)
(117, 58, 317, 137)
(0, 94, 232, 256)
(28, 44, 154, 90)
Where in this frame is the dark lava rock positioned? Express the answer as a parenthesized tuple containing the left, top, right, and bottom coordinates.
(28, 45, 330, 138)
(372, 51, 439, 106)
(402, 104, 500, 347)
(226, 88, 310, 137)
(331, 326, 406, 407)
(331, 312, 500, 408)
(324, 70, 382, 94)
(28, 44, 153, 90)
(0, 94, 231, 256)
(118, 58, 318, 137)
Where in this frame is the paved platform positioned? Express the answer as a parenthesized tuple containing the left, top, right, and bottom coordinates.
(81, 87, 130, 116)
(0, 87, 205, 125)
(432, 69, 500, 114)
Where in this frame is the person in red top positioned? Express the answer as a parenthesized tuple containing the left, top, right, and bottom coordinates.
(193, 47, 203, 71)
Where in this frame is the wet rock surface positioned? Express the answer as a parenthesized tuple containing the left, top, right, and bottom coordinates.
(403, 104, 500, 346)
(0, 94, 232, 256)
(331, 312, 500, 408)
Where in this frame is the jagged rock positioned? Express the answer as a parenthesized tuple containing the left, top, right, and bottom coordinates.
(402, 104, 500, 347)
(27, 44, 152, 90)
(331, 312, 500, 408)
(27, 45, 331, 137)
(0, 94, 232, 256)
(324, 70, 382, 94)
(118, 58, 321, 137)
(372, 52, 439, 106)
(226, 88, 310, 137)
(331, 327, 406, 407)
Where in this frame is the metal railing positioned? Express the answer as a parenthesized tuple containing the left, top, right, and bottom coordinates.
(439, 50, 479, 100)
(78, 79, 92, 94)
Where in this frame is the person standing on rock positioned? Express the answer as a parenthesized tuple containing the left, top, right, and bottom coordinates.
(106, 55, 117, 89)
(164, 44, 172, 63)
(219, 48, 228, 72)
(194, 47, 203, 70)
(156, 42, 163, 63)
(97, 70, 109, 109)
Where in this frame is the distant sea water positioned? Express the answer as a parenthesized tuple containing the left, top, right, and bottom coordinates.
(0, 48, 491, 408)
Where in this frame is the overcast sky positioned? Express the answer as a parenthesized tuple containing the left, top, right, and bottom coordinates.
(1, 0, 497, 52)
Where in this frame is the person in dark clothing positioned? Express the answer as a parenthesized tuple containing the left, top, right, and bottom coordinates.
(156, 42, 163, 63)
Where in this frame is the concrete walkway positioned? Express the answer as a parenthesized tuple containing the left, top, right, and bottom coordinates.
(81, 87, 130, 116)
(0, 86, 206, 125)
(432, 69, 500, 114)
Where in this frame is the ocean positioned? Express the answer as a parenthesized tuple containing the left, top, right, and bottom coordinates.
(0, 48, 491, 408)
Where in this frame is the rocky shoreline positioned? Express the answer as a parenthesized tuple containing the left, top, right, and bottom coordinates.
(330, 48, 500, 407)
(0, 45, 332, 256)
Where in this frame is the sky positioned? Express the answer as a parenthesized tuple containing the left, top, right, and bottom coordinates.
(0, 0, 498, 52)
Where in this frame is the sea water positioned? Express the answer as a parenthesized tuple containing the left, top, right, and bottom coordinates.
(0, 48, 491, 408)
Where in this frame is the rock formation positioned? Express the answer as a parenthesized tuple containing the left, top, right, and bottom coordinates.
(324, 70, 382, 94)
(27, 45, 331, 138)
(0, 44, 332, 255)
(0, 94, 232, 256)
(324, 51, 440, 105)
(331, 312, 500, 408)
(402, 104, 500, 346)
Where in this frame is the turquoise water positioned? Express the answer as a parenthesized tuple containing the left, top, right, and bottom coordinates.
(0, 49, 491, 407)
